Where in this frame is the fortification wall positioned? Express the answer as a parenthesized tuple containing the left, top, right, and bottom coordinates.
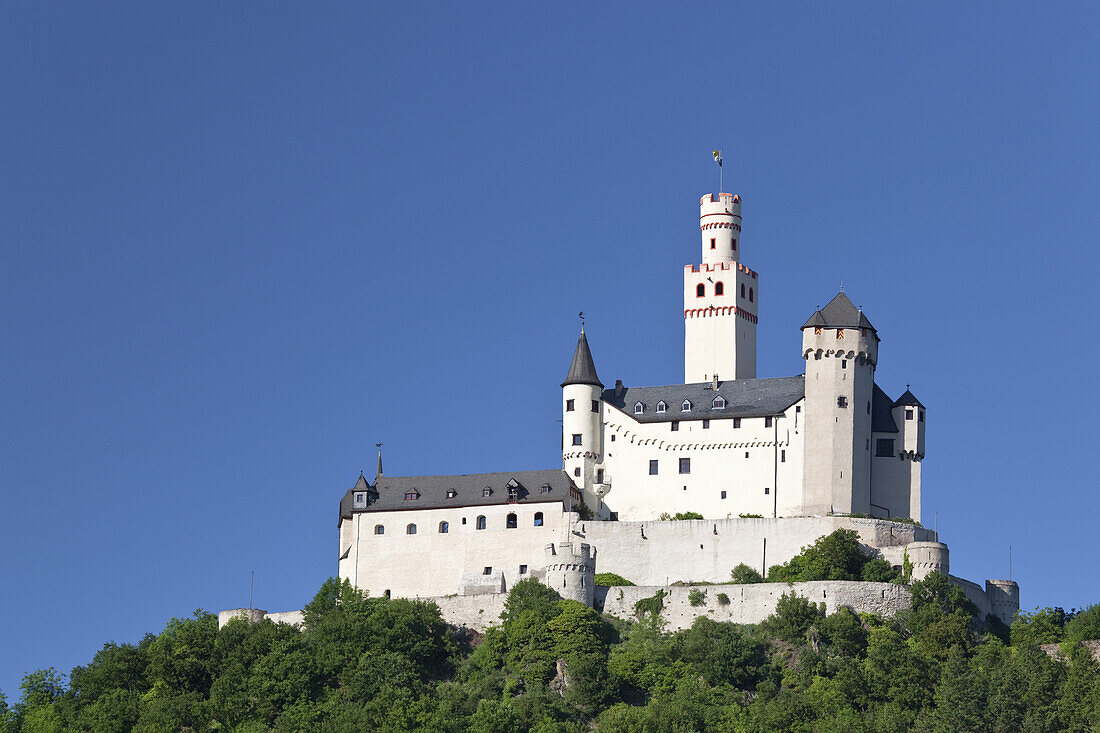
(425, 580, 911, 632)
(217, 608, 303, 629)
(580, 516, 934, 586)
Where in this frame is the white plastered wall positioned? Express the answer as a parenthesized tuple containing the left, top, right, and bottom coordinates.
(599, 399, 805, 521)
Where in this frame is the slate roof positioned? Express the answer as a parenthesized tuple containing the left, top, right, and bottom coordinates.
(339, 469, 577, 522)
(872, 384, 899, 433)
(561, 328, 603, 388)
(802, 292, 876, 332)
(893, 389, 924, 409)
(603, 375, 806, 424)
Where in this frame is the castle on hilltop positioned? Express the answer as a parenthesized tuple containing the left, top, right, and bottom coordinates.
(221, 188, 1019, 631)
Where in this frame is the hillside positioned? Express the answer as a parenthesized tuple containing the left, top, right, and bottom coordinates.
(2, 570, 1099, 732)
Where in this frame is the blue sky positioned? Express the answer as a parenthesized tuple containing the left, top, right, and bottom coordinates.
(2, 3, 1098, 696)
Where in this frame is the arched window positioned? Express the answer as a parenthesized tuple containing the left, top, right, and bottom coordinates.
(374, 525, 385, 535)
(714, 281, 724, 296)
(438, 521, 449, 533)
(681, 400, 692, 412)
(476, 515, 486, 530)
(696, 283, 705, 297)
(656, 400, 667, 413)
(740, 283, 746, 298)
(406, 523, 417, 535)
(506, 513, 518, 529)
(712, 396, 726, 409)
(534, 512, 544, 527)
(749, 287, 754, 302)
(634, 402, 644, 415)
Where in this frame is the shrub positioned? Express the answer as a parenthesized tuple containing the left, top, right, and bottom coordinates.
(688, 589, 707, 607)
(762, 592, 825, 643)
(738, 513, 764, 519)
(766, 529, 900, 583)
(716, 592, 730, 605)
(594, 573, 635, 587)
(731, 563, 764, 584)
(658, 511, 704, 520)
(633, 590, 667, 618)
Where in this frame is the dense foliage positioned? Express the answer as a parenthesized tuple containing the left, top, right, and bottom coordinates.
(766, 529, 901, 584)
(592, 573, 634, 587)
(4, 576, 1100, 731)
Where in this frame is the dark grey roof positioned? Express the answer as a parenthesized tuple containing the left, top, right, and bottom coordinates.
(561, 328, 602, 388)
(872, 384, 899, 433)
(339, 469, 577, 522)
(802, 292, 876, 332)
(893, 389, 924, 409)
(603, 375, 805, 423)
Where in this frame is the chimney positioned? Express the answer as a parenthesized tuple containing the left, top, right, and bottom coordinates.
(712, 373, 719, 390)
(615, 379, 624, 397)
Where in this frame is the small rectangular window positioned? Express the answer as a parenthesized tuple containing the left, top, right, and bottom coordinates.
(679, 457, 691, 474)
(566, 399, 575, 411)
(483, 567, 492, 575)
(720, 490, 727, 499)
(572, 434, 582, 445)
(574, 467, 581, 477)
(781, 450, 786, 462)
(592, 400, 599, 413)
(906, 408, 914, 420)
(745, 451, 750, 458)
(837, 396, 848, 408)
(610, 434, 615, 442)
(764, 487, 770, 495)
(649, 459, 658, 475)
(670, 421, 679, 432)
(519, 565, 528, 574)
(733, 418, 742, 428)
(404, 492, 418, 501)
(764, 416, 773, 428)
(795, 406, 801, 413)
(596, 469, 604, 483)
(841, 359, 847, 369)
(710, 237, 716, 249)
(876, 438, 895, 457)
(702, 419, 710, 429)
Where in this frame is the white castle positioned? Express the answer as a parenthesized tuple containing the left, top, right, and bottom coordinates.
(222, 189, 1019, 630)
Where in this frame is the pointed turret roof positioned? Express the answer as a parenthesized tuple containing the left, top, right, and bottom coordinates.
(561, 326, 603, 388)
(354, 473, 369, 490)
(374, 447, 383, 483)
(893, 388, 924, 408)
(801, 292, 876, 331)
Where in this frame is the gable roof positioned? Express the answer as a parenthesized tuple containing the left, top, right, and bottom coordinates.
(603, 375, 805, 423)
(872, 384, 899, 433)
(802, 292, 876, 332)
(561, 328, 602, 388)
(339, 469, 577, 522)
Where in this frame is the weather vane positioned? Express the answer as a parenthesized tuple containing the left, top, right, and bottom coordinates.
(712, 149, 723, 192)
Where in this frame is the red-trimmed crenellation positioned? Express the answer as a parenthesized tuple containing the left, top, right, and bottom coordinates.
(700, 222, 742, 231)
(699, 193, 741, 205)
(685, 263, 758, 278)
(683, 306, 758, 324)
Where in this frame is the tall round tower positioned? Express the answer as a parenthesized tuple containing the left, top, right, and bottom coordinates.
(699, 191, 742, 265)
(562, 326, 607, 515)
(544, 542, 596, 606)
(684, 193, 758, 382)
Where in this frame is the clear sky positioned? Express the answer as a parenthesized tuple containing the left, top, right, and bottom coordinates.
(2, 2, 1098, 697)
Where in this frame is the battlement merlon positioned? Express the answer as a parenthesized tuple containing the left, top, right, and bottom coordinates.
(685, 263, 757, 277)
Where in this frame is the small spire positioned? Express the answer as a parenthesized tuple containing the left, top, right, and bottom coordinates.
(374, 443, 383, 483)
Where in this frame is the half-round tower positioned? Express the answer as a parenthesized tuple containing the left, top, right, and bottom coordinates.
(562, 326, 606, 515)
(699, 192, 742, 265)
(801, 292, 880, 515)
(905, 541, 949, 581)
(986, 579, 1021, 626)
(544, 542, 596, 606)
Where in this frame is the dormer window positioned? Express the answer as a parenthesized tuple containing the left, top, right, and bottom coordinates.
(353, 492, 367, 508)
(446, 489, 457, 499)
(404, 491, 419, 501)
(540, 484, 552, 494)
(482, 487, 492, 497)
(681, 400, 692, 412)
(634, 402, 644, 415)
(656, 400, 667, 413)
(712, 396, 726, 409)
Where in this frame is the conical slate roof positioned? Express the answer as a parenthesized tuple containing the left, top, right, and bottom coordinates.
(561, 327, 603, 388)
(893, 389, 924, 408)
(802, 292, 876, 331)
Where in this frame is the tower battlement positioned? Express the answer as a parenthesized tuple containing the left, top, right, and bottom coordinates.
(699, 192, 741, 206)
(685, 263, 757, 277)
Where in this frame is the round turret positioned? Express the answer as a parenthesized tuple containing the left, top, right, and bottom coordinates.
(905, 541, 949, 580)
(986, 579, 1020, 626)
(218, 608, 267, 628)
(562, 327, 605, 512)
(544, 542, 596, 606)
(699, 192, 741, 265)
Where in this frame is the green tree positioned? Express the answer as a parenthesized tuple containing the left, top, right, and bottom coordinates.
(762, 592, 825, 643)
(730, 563, 764, 584)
